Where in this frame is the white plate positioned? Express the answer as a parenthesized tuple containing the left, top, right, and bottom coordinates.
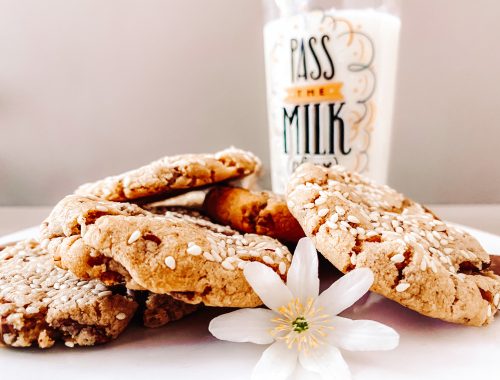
(1, 225, 499, 380)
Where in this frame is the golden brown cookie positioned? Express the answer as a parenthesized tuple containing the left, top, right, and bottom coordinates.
(75, 147, 261, 202)
(41, 195, 292, 308)
(202, 186, 304, 245)
(0, 240, 137, 348)
(287, 163, 500, 326)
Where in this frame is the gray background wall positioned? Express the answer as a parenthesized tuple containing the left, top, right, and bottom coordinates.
(0, 0, 499, 206)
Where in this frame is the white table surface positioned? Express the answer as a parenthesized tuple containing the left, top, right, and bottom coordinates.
(0, 204, 499, 380)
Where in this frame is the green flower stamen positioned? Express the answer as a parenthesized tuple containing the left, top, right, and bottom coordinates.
(292, 317, 309, 333)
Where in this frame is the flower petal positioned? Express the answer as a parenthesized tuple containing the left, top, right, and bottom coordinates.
(251, 341, 298, 380)
(209, 308, 276, 345)
(317, 268, 374, 316)
(244, 262, 293, 312)
(286, 238, 320, 302)
(329, 316, 400, 351)
(299, 343, 351, 380)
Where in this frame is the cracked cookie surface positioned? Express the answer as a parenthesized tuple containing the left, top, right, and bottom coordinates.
(287, 163, 500, 326)
(202, 186, 305, 245)
(74, 147, 261, 202)
(0, 240, 137, 348)
(41, 195, 292, 308)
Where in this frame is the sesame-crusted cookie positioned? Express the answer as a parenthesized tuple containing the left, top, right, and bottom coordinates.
(74, 147, 261, 202)
(0, 240, 137, 348)
(202, 186, 304, 245)
(41, 195, 292, 308)
(287, 163, 500, 326)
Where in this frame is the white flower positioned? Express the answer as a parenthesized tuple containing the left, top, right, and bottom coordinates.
(209, 238, 399, 380)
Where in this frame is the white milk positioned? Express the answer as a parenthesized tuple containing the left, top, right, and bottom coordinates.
(264, 9, 400, 193)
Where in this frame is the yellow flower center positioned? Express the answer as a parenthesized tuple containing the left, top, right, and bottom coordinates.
(271, 298, 333, 352)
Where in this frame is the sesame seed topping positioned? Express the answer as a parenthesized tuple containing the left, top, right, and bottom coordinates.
(262, 256, 274, 265)
(420, 258, 428, 271)
(443, 248, 453, 255)
(116, 312, 127, 320)
(186, 244, 202, 256)
(318, 208, 329, 217)
(494, 293, 500, 307)
(347, 215, 360, 224)
(203, 252, 215, 261)
(350, 254, 357, 266)
(127, 230, 141, 244)
(221, 260, 235, 271)
(164, 256, 176, 270)
(335, 206, 346, 216)
(303, 203, 315, 209)
(487, 305, 492, 318)
(65, 341, 75, 348)
(390, 254, 405, 263)
(279, 262, 287, 275)
(315, 197, 327, 206)
(395, 283, 410, 292)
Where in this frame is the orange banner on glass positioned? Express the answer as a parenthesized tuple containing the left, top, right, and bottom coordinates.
(284, 82, 344, 104)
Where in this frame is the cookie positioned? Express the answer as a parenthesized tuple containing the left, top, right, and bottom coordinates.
(202, 186, 304, 245)
(41, 195, 292, 308)
(287, 163, 500, 326)
(0, 240, 137, 348)
(75, 147, 261, 202)
(132, 292, 199, 328)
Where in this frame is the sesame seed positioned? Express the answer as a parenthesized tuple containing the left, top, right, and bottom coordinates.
(203, 252, 215, 261)
(396, 283, 410, 292)
(335, 206, 346, 216)
(65, 341, 75, 348)
(127, 230, 141, 244)
(443, 248, 453, 255)
(347, 215, 360, 224)
(318, 208, 329, 217)
(487, 305, 492, 318)
(494, 293, 500, 307)
(303, 203, 315, 209)
(275, 248, 283, 258)
(390, 254, 405, 263)
(429, 260, 438, 273)
(164, 256, 176, 270)
(221, 260, 235, 271)
(350, 254, 357, 266)
(116, 312, 127, 320)
(262, 256, 274, 265)
(315, 197, 327, 206)
(186, 244, 202, 256)
(98, 290, 112, 298)
(279, 262, 287, 275)
(420, 258, 428, 271)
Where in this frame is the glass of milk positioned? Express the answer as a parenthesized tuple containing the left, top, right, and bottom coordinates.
(263, 0, 401, 193)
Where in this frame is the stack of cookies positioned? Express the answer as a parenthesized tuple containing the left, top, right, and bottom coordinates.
(1, 148, 302, 348)
(1, 147, 499, 349)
